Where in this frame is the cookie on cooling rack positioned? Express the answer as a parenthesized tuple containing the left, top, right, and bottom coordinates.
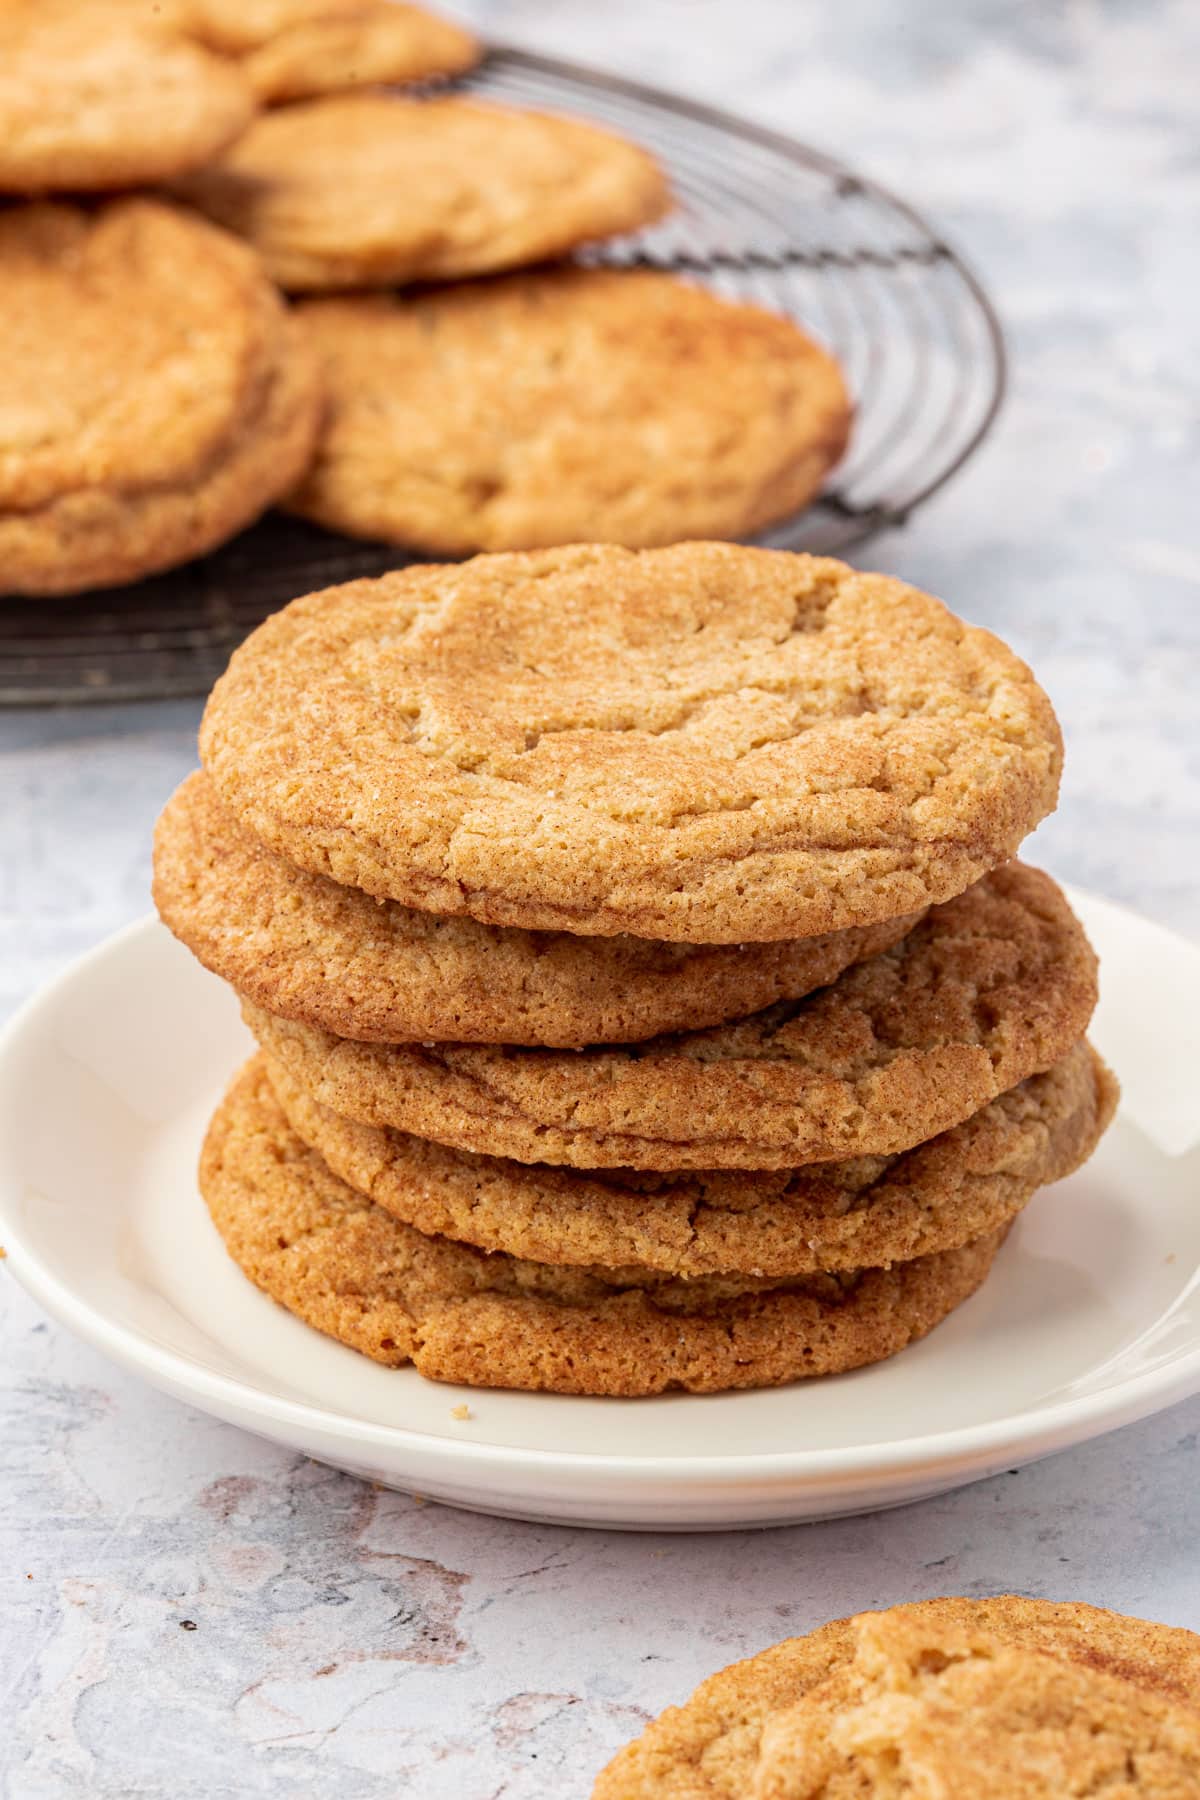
(242, 864, 1099, 1169)
(264, 1039, 1115, 1277)
(0, 0, 255, 193)
(173, 92, 670, 291)
(177, 0, 480, 104)
(285, 269, 851, 550)
(198, 545, 1064, 943)
(202, 1058, 1006, 1397)
(153, 772, 917, 1047)
(594, 1597, 1200, 1797)
(0, 200, 322, 597)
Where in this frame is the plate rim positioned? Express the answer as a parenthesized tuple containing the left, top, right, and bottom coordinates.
(2, 892, 1199, 1494)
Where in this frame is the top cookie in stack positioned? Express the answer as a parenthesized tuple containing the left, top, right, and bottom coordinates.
(156, 544, 1115, 1397)
(194, 542, 1062, 942)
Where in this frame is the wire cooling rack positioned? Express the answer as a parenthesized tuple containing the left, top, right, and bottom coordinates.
(1, 47, 1005, 706)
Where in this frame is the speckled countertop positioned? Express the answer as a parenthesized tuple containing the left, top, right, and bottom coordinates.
(3, 3, 1199, 1794)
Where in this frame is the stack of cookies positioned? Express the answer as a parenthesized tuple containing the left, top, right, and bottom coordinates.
(595, 1595, 1200, 1795)
(1, 0, 852, 599)
(154, 542, 1117, 1398)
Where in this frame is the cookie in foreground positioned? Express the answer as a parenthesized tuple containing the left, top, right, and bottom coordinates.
(593, 1595, 1200, 1796)
(286, 269, 850, 550)
(199, 544, 1064, 942)
(201, 1059, 1006, 1397)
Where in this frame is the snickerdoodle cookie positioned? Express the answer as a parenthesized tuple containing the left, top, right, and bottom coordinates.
(0, 0, 254, 193)
(244, 866, 1099, 1171)
(202, 1058, 1005, 1396)
(594, 1597, 1200, 1798)
(174, 92, 670, 290)
(286, 270, 850, 551)
(265, 1040, 1115, 1277)
(179, 0, 479, 104)
(0, 200, 323, 596)
(154, 772, 918, 1046)
(199, 545, 1064, 943)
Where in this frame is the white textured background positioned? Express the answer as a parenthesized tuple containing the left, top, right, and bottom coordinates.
(3, 2, 1199, 1793)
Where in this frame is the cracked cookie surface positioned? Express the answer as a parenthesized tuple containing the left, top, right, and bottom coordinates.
(245, 866, 1099, 1171)
(594, 1597, 1200, 1798)
(0, 0, 255, 193)
(155, 772, 918, 1046)
(754, 1617, 1200, 1798)
(286, 269, 849, 551)
(203, 1059, 1005, 1395)
(174, 92, 670, 291)
(1, 200, 323, 595)
(200, 544, 1063, 943)
(264, 1040, 1115, 1276)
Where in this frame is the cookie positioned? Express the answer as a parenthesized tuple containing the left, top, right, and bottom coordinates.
(0, 0, 254, 194)
(265, 1039, 1115, 1277)
(199, 545, 1064, 943)
(756, 1610, 1200, 1798)
(594, 1597, 1200, 1798)
(0, 200, 323, 597)
(244, 6, 478, 103)
(154, 773, 919, 1047)
(170, 0, 371, 51)
(202, 1059, 1005, 1396)
(173, 92, 670, 291)
(286, 270, 850, 552)
(244, 865, 1099, 1171)
(177, 0, 479, 104)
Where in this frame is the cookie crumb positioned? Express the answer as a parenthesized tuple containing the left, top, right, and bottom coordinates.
(450, 1404, 472, 1421)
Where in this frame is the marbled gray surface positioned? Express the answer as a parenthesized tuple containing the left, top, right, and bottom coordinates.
(2, 1, 1199, 1793)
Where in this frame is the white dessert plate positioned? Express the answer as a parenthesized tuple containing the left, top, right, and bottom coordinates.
(1, 887, 1198, 1531)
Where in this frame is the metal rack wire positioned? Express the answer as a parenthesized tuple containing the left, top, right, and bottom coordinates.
(0, 47, 1005, 706)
